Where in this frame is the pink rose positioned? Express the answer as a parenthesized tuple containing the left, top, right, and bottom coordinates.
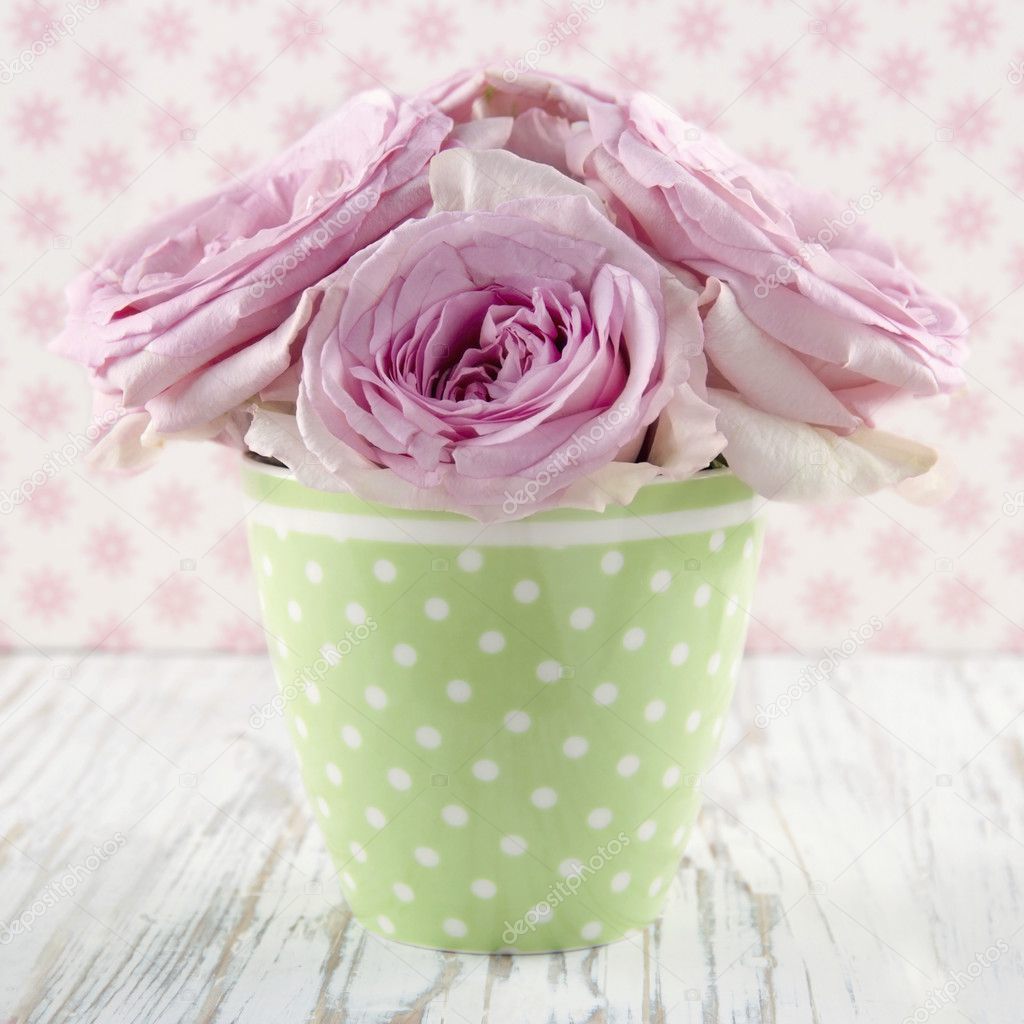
(247, 150, 721, 519)
(51, 90, 452, 441)
(427, 69, 968, 498)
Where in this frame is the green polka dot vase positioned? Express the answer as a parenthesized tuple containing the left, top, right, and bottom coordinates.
(244, 457, 763, 953)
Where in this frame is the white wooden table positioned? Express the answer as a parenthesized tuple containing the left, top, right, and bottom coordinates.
(0, 654, 1021, 1023)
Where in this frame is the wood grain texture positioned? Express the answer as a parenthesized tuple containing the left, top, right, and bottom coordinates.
(0, 654, 1021, 1023)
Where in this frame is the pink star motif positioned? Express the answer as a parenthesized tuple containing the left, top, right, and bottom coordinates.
(672, 1, 727, 58)
(79, 143, 133, 195)
(88, 523, 137, 576)
(941, 195, 994, 248)
(13, 286, 64, 342)
(744, 45, 795, 101)
(675, 95, 726, 131)
(758, 528, 790, 577)
(806, 96, 862, 152)
(13, 189, 67, 243)
(609, 47, 662, 91)
(933, 577, 987, 627)
(805, 503, 854, 533)
(211, 525, 253, 578)
(10, 95, 64, 148)
(873, 145, 930, 196)
(810, 3, 862, 49)
(148, 483, 200, 536)
(21, 568, 74, 622)
(799, 572, 853, 625)
(1008, 149, 1024, 192)
(952, 287, 992, 336)
(275, 5, 327, 56)
(875, 45, 931, 97)
(1006, 341, 1024, 385)
(89, 616, 137, 652)
(77, 48, 129, 102)
(1003, 536, 1024, 576)
(936, 483, 988, 532)
(337, 50, 393, 96)
(146, 101, 192, 152)
(150, 575, 205, 627)
(868, 618, 920, 651)
(15, 379, 68, 435)
(273, 99, 324, 145)
(207, 51, 262, 103)
(866, 524, 927, 581)
(1005, 245, 1024, 285)
(144, 5, 195, 59)
(6, 1, 55, 45)
(405, 3, 459, 59)
(1005, 434, 1024, 479)
(944, 391, 992, 439)
(945, 95, 998, 151)
(218, 616, 266, 652)
(999, 625, 1024, 654)
(943, 0, 999, 53)
(22, 480, 72, 528)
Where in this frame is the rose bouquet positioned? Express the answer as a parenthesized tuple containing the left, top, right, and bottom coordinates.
(53, 69, 968, 953)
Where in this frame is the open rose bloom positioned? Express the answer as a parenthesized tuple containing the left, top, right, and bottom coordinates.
(53, 67, 968, 518)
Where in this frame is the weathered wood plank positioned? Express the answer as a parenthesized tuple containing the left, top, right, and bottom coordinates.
(0, 654, 1020, 1023)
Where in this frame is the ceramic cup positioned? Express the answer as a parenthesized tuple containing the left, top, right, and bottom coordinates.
(244, 457, 763, 952)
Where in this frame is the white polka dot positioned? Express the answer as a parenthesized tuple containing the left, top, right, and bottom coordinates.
(316, 796, 330, 817)
(663, 766, 681, 788)
(446, 679, 471, 702)
(708, 652, 722, 675)
(261, 556, 273, 576)
(373, 559, 396, 582)
(504, 710, 530, 733)
(415, 725, 441, 749)
(686, 710, 702, 733)
(325, 762, 342, 786)
(694, 584, 711, 607)
(365, 685, 387, 710)
(500, 834, 528, 856)
(273, 524, 288, 540)
(601, 551, 624, 574)
(442, 804, 469, 826)
(393, 882, 414, 902)
(672, 826, 687, 846)
(415, 846, 440, 867)
(341, 725, 362, 749)
(650, 570, 672, 593)
(712, 716, 725, 739)
(531, 786, 558, 809)
(294, 716, 308, 739)
(443, 918, 467, 938)
(536, 660, 561, 683)
(645, 699, 667, 722)
(365, 806, 386, 829)
(649, 877, 665, 897)
(345, 602, 366, 625)
(581, 921, 602, 941)
(709, 530, 726, 552)
(611, 871, 631, 893)
(617, 754, 640, 777)
(393, 643, 417, 666)
(637, 820, 657, 841)
(342, 872, 356, 890)
(387, 767, 411, 791)
(670, 642, 690, 666)
(514, 579, 539, 603)
(350, 841, 367, 863)
(593, 682, 618, 706)
(276, 638, 288, 658)
(377, 915, 395, 934)
(531, 902, 553, 922)
(305, 682, 321, 705)
(471, 879, 496, 899)
(743, 537, 755, 559)
(472, 759, 499, 781)
(479, 631, 505, 653)
(570, 607, 595, 630)
(587, 807, 612, 829)
(563, 736, 588, 758)
(457, 549, 482, 572)
(623, 627, 645, 650)
(559, 858, 584, 877)
(305, 560, 323, 584)
(287, 600, 302, 622)
(425, 597, 449, 620)
(726, 595, 739, 617)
